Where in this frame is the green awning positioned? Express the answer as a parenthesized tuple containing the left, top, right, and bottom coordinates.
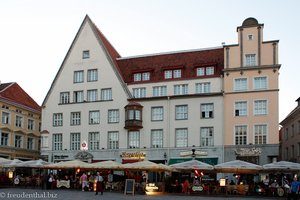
(168, 157, 218, 165)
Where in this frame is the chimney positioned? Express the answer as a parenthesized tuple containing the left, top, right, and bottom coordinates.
(296, 97, 300, 107)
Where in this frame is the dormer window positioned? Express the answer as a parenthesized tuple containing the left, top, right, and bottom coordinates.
(133, 72, 150, 82)
(196, 66, 215, 76)
(164, 69, 182, 79)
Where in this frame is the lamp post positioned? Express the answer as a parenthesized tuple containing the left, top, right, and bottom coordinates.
(192, 145, 196, 160)
(164, 152, 167, 165)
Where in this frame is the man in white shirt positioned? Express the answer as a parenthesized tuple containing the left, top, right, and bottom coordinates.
(95, 172, 104, 195)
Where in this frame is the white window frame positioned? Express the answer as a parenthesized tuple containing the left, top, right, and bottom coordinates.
(89, 132, 100, 150)
(71, 112, 81, 125)
(128, 131, 140, 149)
(101, 88, 112, 101)
(234, 78, 247, 91)
(196, 82, 211, 94)
(235, 125, 247, 145)
(174, 84, 188, 95)
(245, 54, 256, 66)
(235, 101, 247, 116)
(53, 133, 62, 151)
(53, 113, 63, 127)
(60, 92, 70, 104)
(175, 128, 188, 147)
(133, 88, 146, 98)
(1, 111, 10, 124)
(89, 110, 100, 124)
(70, 132, 81, 150)
(87, 69, 98, 82)
(151, 129, 163, 148)
(87, 89, 98, 102)
(254, 76, 267, 90)
(151, 107, 163, 121)
(153, 86, 167, 97)
(254, 100, 267, 115)
(73, 90, 84, 103)
(200, 127, 214, 147)
(108, 109, 119, 123)
(108, 131, 119, 149)
(201, 103, 214, 118)
(175, 105, 188, 120)
(74, 70, 84, 83)
(254, 124, 267, 144)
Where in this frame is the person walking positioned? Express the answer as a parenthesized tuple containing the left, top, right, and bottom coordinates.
(80, 172, 88, 191)
(289, 177, 300, 200)
(95, 172, 104, 195)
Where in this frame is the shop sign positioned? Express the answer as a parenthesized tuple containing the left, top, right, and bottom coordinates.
(145, 183, 159, 192)
(120, 151, 146, 159)
(192, 185, 203, 192)
(235, 147, 261, 156)
(81, 141, 88, 151)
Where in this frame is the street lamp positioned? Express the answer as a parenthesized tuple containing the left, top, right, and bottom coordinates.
(192, 145, 196, 160)
(163, 152, 167, 164)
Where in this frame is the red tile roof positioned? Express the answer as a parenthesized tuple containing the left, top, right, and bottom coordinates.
(116, 48, 224, 84)
(0, 82, 41, 112)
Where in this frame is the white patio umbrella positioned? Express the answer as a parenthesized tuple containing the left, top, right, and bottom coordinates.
(263, 161, 300, 172)
(42, 159, 92, 169)
(170, 159, 214, 171)
(123, 160, 172, 172)
(15, 159, 49, 168)
(214, 160, 262, 173)
(90, 160, 123, 170)
(1, 159, 23, 168)
(0, 157, 11, 163)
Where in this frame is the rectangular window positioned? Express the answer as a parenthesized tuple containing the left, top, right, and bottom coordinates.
(235, 125, 247, 145)
(60, 92, 70, 104)
(27, 137, 34, 150)
(83, 50, 90, 59)
(53, 113, 63, 126)
(101, 88, 112, 101)
(133, 72, 150, 82)
(41, 135, 48, 148)
(108, 109, 119, 123)
(1, 133, 8, 146)
(235, 101, 247, 116)
(234, 78, 247, 91)
(71, 112, 81, 125)
(151, 129, 163, 148)
(175, 105, 188, 120)
(153, 86, 167, 97)
(151, 107, 163, 121)
(175, 128, 188, 147)
(245, 54, 256, 66)
(108, 131, 119, 149)
(74, 70, 84, 83)
(28, 119, 34, 130)
(201, 103, 214, 118)
(254, 125, 267, 144)
(73, 91, 84, 103)
(87, 69, 98, 82)
(196, 68, 205, 76)
(87, 89, 97, 102)
(196, 66, 215, 76)
(196, 82, 211, 94)
(164, 69, 182, 79)
(89, 132, 99, 150)
(254, 100, 267, 115)
(128, 131, 140, 148)
(133, 88, 146, 98)
(254, 77, 267, 90)
(174, 84, 188, 95)
(15, 116, 23, 128)
(15, 135, 22, 148)
(89, 110, 100, 124)
(206, 67, 214, 75)
(200, 127, 214, 146)
(70, 132, 80, 150)
(1, 112, 10, 124)
(53, 133, 62, 151)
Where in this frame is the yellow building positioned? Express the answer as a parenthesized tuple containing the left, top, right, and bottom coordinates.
(223, 18, 280, 164)
(0, 82, 41, 160)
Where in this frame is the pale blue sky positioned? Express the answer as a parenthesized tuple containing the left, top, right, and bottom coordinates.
(0, 0, 299, 122)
